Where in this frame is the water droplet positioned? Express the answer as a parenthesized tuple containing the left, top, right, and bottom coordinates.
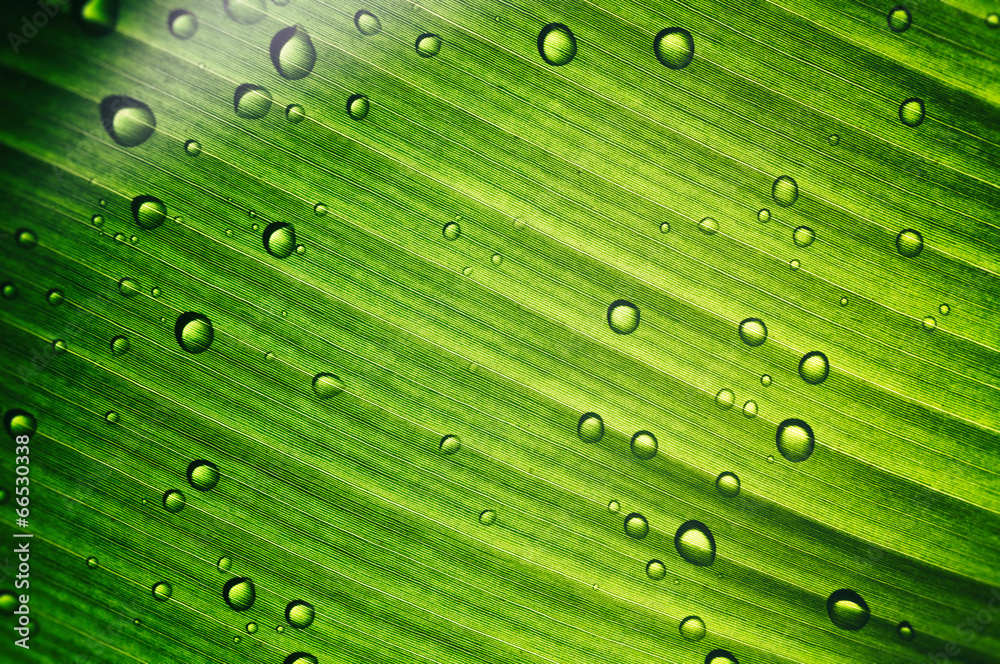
(110, 335, 130, 356)
(283, 653, 318, 664)
(149, 287, 161, 298)
(263, 222, 296, 258)
(187, 460, 220, 491)
(130, 235, 138, 244)
(897, 620, 915, 640)
(742, 401, 758, 418)
(439, 434, 461, 454)
(104, 411, 120, 424)
(224, 0, 266, 24)
(757, 209, 770, 222)
(270, 25, 316, 79)
(922, 316, 937, 331)
(442, 221, 461, 240)
(276, 625, 285, 633)
(577, 412, 604, 443)
(698, 217, 719, 235)
(16, 229, 37, 249)
(52, 339, 67, 355)
(184, 139, 201, 156)
(234, 84, 272, 119)
(75, 0, 119, 34)
(223, 577, 256, 611)
(738, 318, 767, 347)
(679, 615, 706, 641)
(129, 195, 167, 230)
(798, 351, 829, 385)
(840, 296, 849, 306)
(705, 649, 739, 664)
(827, 589, 870, 630)
(715, 472, 740, 497)
(653, 27, 694, 69)
(772, 175, 799, 207)
(714, 388, 735, 410)
(168, 9, 198, 39)
(100, 96, 156, 147)
(793, 226, 816, 247)
(416, 33, 442, 57)
(295, 244, 305, 255)
(895, 228, 923, 257)
(938, 303, 950, 315)
(234, 636, 241, 644)
(776, 418, 815, 462)
(246, 622, 258, 633)
(538, 23, 577, 66)
(491, 253, 503, 265)
(607, 300, 640, 335)
(988, 12, 999, 28)
(887, 6, 912, 32)
(285, 104, 305, 124)
(162, 489, 186, 513)
(460, 266, 472, 277)
(899, 98, 925, 127)
(347, 94, 370, 120)
(285, 600, 315, 629)
(766, 454, 775, 463)
(133, 618, 141, 626)
(479, 509, 496, 525)
(313, 203, 327, 216)
(86, 557, 99, 569)
(91, 214, 104, 227)
(828, 134, 840, 145)
(659, 222, 671, 233)
(312, 373, 344, 398)
(674, 520, 716, 566)
(624, 512, 649, 540)
(151, 581, 172, 601)
(630, 430, 658, 460)
(117, 277, 140, 297)
(354, 10, 381, 35)
(98, 198, 107, 207)
(46, 289, 65, 306)
(645, 559, 666, 580)
(789, 259, 800, 270)
(175, 312, 214, 354)
(1, 283, 17, 299)
(217, 556, 232, 572)
(607, 499, 619, 513)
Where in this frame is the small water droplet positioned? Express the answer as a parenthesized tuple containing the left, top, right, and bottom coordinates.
(840, 296, 849, 306)
(313, 203, 327, 216)
(86, 557, 99, 568)
(715, 472, 740, 497)
(251, 223, 259, 231)
(491, 253, 503, 265)
(46, 289, 65, 306)
(133, 618, 141, 626)
(922, 316, 937, 331)
(738, 318, 767, 347)
(416, 33, 442, 57)
(766, 454, 775, 463)
(938, 303, 949, 315)
(899, 98, 925, 127)
(1, 282, 17, 299)
(698, 217, 719, 235)
(887, 6, 912, 32)
(772, 175, 799, 207)
(679, 615, 706, 641)
(223, 577, 256, 611)
(224, 0, 266, 24)
(264, 351, 276, 362)
(151, 581, 173, 601)
(295, 244, 305, 255)
(217, 556, 232, 572)
(462, 266, 473, 276)
(897, 620, 915, 641)
(91, 214, 105, 227)
(439, 434, 461, 454)
(234, 84, 272, 119)
(988, 12, 999, 28)
(827, 589, 870, 630)
(442, 221, 461, 240)
(607, 499, 619, 513)
(757, 209, 770, 222)
(538, 23, 577, 66)
(263, 222, 296, 258)
(630, 430, 658, 460)
(895, 228, 923, 257)
(150, 286, 161, 298)
(283, 653, 317, 664)
(776, 418, 815, 462)
(270, 25, 316, 80)
(789, 259, 800, 270)
(715, 388, 735, 410)
(793, 226, 816, 247)
(187, 460, 220, 491)
(130, 235, 138, 244)
(285, 600, 315, 629)
(100, 96, 156, 147)
(110, 335, 130, 356)
(577, 412, 604, 443)
(168, 9, 198, 39)
(653, 27, 694, 69)
(117, 277, 141, 297)
(52, 339, 67, 355)
(75, 0, 120, 34)
(354, 10, 381, 35)
(659, 222, 671, 233)
(705, 649, 739, 664)
(276, 625, 285, 633)
(98, 199, 107, 208)
(798, 351, 829, 385)
(104, 411, 120, 424)
(16, 229, 38, 249)
(347, 94, 370, 120)
(607, 300, 640, 335)
(742, 401, 758, 418)
(246, 622, 258, 633)
(312, 373, 344, 398)
(674, 520, 716, 566)
(234, 636, 241, 644)
(3, 409, 36, 438)
(162, 489, 186, 513)
(828, 134, 840, 145)
(184, 139, 201, 156)
(175, 312, 213, 353)
(645, 559, 666, 580)
(624, 512, 649, 539)
(285, 104, 305, 123)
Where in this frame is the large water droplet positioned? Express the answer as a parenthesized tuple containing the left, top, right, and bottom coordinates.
(538, 23, 577, 66)
(442, 221, 461, 240)
(223, 577, 256, 611)
(897, 620, 915, 640)
(922, 316, 937, 331)
(624, 512, 649, 539)
(577, 412, 604, 443)
(887, 5, 912, 32)
(607, 499, 619, 512)
(679, 615, 706, 641)
(899, 98, 925, 127)
(175, 312, 214, 354)
(630, 431, 657, 460)
(284, 653, 318, 664)
(798, 351, 829, 385)
(312, 373, 344, 399)
(168, 9, 198, 39)
(224, 0, 266, 24)
(742, 400, 758, 418)
(827, 589, 870, 630)
(187, 460, 220, 491)
(653, 27, 694, 69)
(162, 489, 186, 513)
(776, 418, 815, 462)
(645, 559, 666, 580)
(347, 94, 370, 120)
(757, 209, 770, 223)
(100, 96, 156, 147)
(939, 303, 950, 315)
(698, 217, 719, 235)
(285, 600, 315, 629)
(674, 520, 716, 566)
(270, 26, 316, 80)
(151, 581, 172, 601)
(131, 195, 167, 230)
(793, 226, 816, 247)
(715, 388, 735, 410)
(706, 649, 739, 664)
(217, 556, 232, 572)
(479, 509, 496, 525)
(263, 222, 296, 258)
(4, 409, 37, 438)
(439, 434, 461, 454)
(607, 300, 640, 335)
(715, 472, 740, 497)
(895, 228, 923, 257)
(416, 33, 442, 57)
(76, 0, 119, 35)
(110, 335, 130, 356)
(772, 175, 798, 207)
(117, 277, 141, 297)
(738, 318, 767, 347)
(234, 84, 272, 119)
(354, 10, 381, 35)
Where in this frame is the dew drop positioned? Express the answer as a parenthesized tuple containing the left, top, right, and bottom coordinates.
(263, 222, 296, 258)
(234, 84, 272, 119)
(840, 296, 849, 306)
(939, 303, 950, 315)
(76, 0, 120, 34)
(246, 622, 258, 633)
(789, 259, 800, 270)
(645, 559, 666, 580)
(715, 472, 740, 497)
(776, 418, 815, 462)
(738, 318, 767, 347)
(491, 253, 503, 265)
(276, 625, 285, 633)
(3, 410, 36, 439)
(479, 509, 496, 525)
(285, 104, 305, 124)
(150, 287, 161, 297)
(162, 489, 186, 513)
(538, 23, 577, 66)
(630, 430, 658, 460)
(624, 512, 649, 540)
(295, 244, 305, 255)
(1, 283, 17, 299)
(168, 9, 198, 39)
(607, 499, 619, 513)
(766, 454, 775, 463)
(224, 0, 266, 24)
(110, 335, 130, 356)
(442, 221, 461, 240)
(674, 520, 716, 566)
(86, 557, 99, 569)
(653, 27, 694, 69)
(888, 6, 912, 32)
(439, 434, 461, 455)
(827, 589, 870, 631)
(899, 98, 925, 127)
(757, 209, 770, 222)
(347, 94, 370, 120)
(270, 25, 316, 80)
(91, 214, 104, 227)
(714, 388, 735, 410)
(828, 134, 840, 145)
(416, 33, 442, 57)
(354, 10, 381, 35)
(679, 615, 706, 641)
(706, 649, 739, 664)
(793, 226, 816, 247)
(922, 316, 937, 331)
(184, 139, 201, 156)
(187, 460, 220, 491)
(175, 312, 214, 354)
(742, 400, 758, 418)
(577, 412, 604, 443)
(117, 277, 141, 297)
(223, 577, 256, 611)
(895, 228, 924, 257)
(897, 620, 915, 641)
(312, 373, 344, 399)
(607, 300, 640, 335)
(798, 351, 829, 385)
(284, 653, 318, 664)
(100, 96, 156, 147)
(16, 228, 38, 249)
(659, 222, 671, 233)
(217, 556, 232, 572)
(104, 410, 120, 423)
(698, 217, 719, 235)
(52, 339, 67, 355)
(772, 175, 799, 207)
(313, 203, 327, 216)
(46, 289, 65, 306)
(285, 600, 315, 629)
(151, 581, 172, 601)
(131, 195, 167, 230)
(988, 12, 1000, 28)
